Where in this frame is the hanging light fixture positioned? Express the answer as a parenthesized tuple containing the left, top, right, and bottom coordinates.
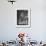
(8, 0, 16, 4)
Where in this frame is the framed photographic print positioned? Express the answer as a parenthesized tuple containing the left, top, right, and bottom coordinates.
(16, 8, 31, 28)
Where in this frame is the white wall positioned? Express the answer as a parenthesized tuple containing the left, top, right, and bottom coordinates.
(0, 0, 46, 41)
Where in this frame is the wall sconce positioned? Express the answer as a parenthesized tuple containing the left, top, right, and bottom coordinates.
(8, 0, 16, 4)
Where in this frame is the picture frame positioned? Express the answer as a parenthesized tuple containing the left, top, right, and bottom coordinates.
(16, 8, 31, 28)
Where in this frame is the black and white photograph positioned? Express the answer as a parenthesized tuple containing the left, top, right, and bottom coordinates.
(16, 8, 31, 28)
(17, 10, 28, 25)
